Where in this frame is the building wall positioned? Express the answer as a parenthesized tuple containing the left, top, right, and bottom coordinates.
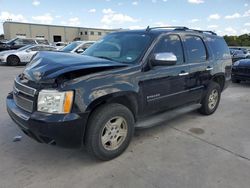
(65, 27, 79, 42)
(3, 22, 116, 42)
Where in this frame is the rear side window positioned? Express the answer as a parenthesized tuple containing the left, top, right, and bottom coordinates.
(154, 35, 184, 64)
(184, 35, 207, 63)
(207, 37, 230, 60)
(36, 39, 49, 45)
(23, 39, 36, 45)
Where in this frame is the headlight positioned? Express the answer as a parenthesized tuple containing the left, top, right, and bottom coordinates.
(37, 90, 74, 114)
(233, 61, 240, 66)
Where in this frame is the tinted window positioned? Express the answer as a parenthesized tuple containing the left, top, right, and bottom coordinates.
(23, 39, 36, 45)
(184, 35, 206, 62)
(207, 37, 230, 60)
(154, 35, 184, 64)
(36, 39, 49, 45)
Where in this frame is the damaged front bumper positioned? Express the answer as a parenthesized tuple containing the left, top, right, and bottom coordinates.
(6, 92, 89, 148)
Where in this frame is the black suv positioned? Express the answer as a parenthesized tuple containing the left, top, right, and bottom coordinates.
(6, 27, 232, 160)
(0, 37, 49, 52)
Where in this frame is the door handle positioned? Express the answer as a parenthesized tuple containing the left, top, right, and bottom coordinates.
(179, 72, 189, 76)
(206, 67, 213, 71)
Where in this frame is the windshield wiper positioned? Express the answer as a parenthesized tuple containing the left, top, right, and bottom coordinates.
(95, 56, 114, 61)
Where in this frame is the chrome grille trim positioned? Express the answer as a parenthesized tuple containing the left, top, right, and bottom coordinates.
(14, 78, 37, 97)
(13, 93, 34, 113)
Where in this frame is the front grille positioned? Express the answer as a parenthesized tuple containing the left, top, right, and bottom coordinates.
(14, 78, 36, 97)
(233, 67, 250, 74)
(13, 79, 37, 113)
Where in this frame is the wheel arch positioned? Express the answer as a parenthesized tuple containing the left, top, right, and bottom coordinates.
(211, 73, 225, 91)
(86, 91, 139, 120)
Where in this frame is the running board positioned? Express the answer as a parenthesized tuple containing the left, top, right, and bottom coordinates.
(135, 103, 201, 129)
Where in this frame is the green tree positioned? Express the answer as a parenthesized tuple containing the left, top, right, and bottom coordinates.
(224, 33, 250, 46)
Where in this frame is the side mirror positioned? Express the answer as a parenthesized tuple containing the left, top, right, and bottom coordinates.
(26, 49, 32, 53)
(76, 48, 84, 53)
(151, 52, 177, 66)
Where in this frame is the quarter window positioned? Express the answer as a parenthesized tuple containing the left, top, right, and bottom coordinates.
(154, 35, 184, 64)
(184, 35, 206, 63)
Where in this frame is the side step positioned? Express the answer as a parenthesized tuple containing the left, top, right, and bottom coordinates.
(135, 103, 201, 129)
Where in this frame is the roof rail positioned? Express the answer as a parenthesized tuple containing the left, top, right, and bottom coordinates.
(187, 29, 217, 35)
(145, 26, 217, 35)
(146, 26, 189, 31)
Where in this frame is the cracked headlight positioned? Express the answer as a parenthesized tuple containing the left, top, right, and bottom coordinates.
(37, 90, 74, 114)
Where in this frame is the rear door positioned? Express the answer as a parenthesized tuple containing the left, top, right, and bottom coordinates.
(140, 34, 190, 115)
(182, 35, 212, 102)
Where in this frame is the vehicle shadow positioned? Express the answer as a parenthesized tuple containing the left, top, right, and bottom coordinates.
(5, 110, 198, 167)
(231, 81, 250, 88)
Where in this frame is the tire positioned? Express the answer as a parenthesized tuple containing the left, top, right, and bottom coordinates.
(232, 79, 240, 83)
(85, 103, 135, 160)
(7, 55, 20, 66)
(198, 81, 221, 115)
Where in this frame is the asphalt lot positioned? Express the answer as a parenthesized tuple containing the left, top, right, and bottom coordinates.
(0, 65, 250, 188)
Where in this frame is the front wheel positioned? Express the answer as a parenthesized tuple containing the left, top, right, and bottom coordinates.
(7, 55, 20, 66)
(199, 82, 221, 115)
(85, 103, 135, 160)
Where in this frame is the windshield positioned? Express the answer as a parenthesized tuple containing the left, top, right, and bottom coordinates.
(17, 45, 33, 51)
(83, 33, 152, 64)
(6, 38, 17, 44)
(61, 41, 82, 52)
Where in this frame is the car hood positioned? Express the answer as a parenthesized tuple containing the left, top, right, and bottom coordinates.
(234, 59, 250, 67)
(0, 50, 17, 56)
(23, 51, 128, 82)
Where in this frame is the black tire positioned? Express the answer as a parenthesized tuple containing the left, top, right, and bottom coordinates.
(7, 55, 20, 66)
(85, 103, 135, 161)
(198, 81, 221, 115)
(232, 79, 240, 83)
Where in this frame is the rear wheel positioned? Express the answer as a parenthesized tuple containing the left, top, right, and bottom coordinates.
(199, 82, 221, 115)
(7, 55, 20, 66)
(85, 103, 135, 160)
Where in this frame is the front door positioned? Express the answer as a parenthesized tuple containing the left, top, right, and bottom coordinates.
(140, 34, 190, 115)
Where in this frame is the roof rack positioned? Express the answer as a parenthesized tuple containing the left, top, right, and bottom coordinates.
(146, 26, 189, 31)
(145, 26, 217, 35)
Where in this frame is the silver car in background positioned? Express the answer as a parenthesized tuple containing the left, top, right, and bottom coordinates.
(0, 45, 57, 66)
(60, 41, 94, 54)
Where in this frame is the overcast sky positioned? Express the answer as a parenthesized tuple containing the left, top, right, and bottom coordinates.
(0, 0, 250, 36)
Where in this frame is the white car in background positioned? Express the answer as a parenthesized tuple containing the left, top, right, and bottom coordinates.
(0, 45, 57, 66)
(60, 41, 95, 54)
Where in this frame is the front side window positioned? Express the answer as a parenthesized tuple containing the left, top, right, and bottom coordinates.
(184, 35, 207, 63)
(154, 35, 184, 64)
(83, 33, 152, 64)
